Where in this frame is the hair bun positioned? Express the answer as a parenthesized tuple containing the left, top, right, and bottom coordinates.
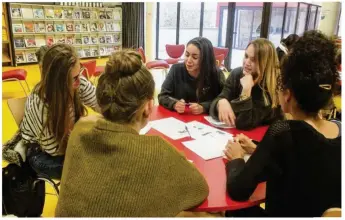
(104, 50, 143, 79)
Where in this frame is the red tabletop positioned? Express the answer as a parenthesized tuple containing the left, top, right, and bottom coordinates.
(147, 106, 268, 212)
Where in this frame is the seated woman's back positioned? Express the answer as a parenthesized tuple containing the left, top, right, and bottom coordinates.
(264, 120, 341, 217)
(224, 30, 341, 217)
(55, 50, 208, 217)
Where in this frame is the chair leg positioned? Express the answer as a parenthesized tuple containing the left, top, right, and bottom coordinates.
(18, 81, 28, 97)
(24, 80, 30, 92)
(37, 177, 60, 198)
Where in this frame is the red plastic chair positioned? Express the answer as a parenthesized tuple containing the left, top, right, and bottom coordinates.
(215, 54, 225, 68)
(164, 44, 185, 65)
(213, 47, 229, 72)
(138, 47, 169, 75)
(80, 60, 98, 84)
(2, 69, 30, 96)
(95, 66, 105, 77)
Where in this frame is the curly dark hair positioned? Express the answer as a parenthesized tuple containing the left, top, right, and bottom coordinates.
(279, 30, 339, 114)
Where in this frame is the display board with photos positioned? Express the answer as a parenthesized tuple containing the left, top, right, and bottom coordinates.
(9, 3, 122, 64)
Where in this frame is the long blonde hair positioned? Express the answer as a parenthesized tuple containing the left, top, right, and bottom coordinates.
(247, 38, 280, 108)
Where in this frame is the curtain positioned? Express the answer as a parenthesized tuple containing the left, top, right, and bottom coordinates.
(122, 3, 145, 49)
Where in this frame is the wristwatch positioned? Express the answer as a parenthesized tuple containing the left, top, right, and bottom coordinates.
(239, 94, 250, 101)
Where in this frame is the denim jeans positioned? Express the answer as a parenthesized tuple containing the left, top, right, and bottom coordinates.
(27, 144, 64, 180)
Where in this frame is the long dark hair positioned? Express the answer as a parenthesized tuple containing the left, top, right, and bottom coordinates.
(35, 44, 87, 153)
(187, 37, 220, 100)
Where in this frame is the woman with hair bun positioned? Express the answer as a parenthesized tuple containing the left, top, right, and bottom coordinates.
(56, 50, 209, 217)
(223, 30, 341, 217)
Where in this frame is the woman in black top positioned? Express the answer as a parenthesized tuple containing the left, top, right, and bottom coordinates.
(276, 34, 299, 61)
(158, 37, 224, 115)
(209, 38, 284, 130)
(224, 30, 341, 217)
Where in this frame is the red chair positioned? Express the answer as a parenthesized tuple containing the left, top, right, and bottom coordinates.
(215, 54, 225, 68)
(80, 60, 99, 84)
(95, 66, 105, 77)
(2, 69, 30, 96)
(164, 44, 185, 65)
(213, 47, 229, 72)
(138, 47, 169, 75)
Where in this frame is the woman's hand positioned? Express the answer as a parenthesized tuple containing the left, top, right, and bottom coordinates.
(223, 140, 245, 161)
(235, 133, 257, 154)
(217, 98, 236, 126)
(240, 71, 254, 96)
(189, 103, 204, 115)
(174, 99, 186, 114)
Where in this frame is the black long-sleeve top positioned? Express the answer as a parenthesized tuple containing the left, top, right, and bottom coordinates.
(158, 63, 225, 113)
(226, 120, 341, 217)
(209, 67, 283, 130)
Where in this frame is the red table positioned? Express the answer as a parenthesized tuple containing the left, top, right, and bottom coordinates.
(148, 106, 268, 212)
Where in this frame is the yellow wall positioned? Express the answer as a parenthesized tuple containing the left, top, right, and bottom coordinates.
(318, 2, 341, 36)
(145, 2, 154, 61)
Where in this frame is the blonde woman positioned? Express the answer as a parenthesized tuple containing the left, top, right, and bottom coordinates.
(209, 38, 283, 130)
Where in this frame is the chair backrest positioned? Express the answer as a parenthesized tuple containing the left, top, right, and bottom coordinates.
(81, 60, 96, 79)
(322, 208, 341, 217)
(165, 44, 185, 59)
(215, 54, 225, 67)
(7, 97, 27, 127)
(213, 47, 229, 59)
(138, 47, 146, 63)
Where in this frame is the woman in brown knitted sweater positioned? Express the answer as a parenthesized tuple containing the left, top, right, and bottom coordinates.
(55, 50, 209, 217)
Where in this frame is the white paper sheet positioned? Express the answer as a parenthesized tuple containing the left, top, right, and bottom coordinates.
(182, 138, 228, 160)
(204, 116, 234, 129)
(139, 122, 153, 135)
(150, 117, 189, 140)
(185, 121, 233, 141)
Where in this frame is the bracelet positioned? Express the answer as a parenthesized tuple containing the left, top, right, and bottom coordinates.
(239, 94, 250, 101)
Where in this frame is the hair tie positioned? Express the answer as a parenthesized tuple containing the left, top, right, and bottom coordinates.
(319, 84, 332, 90)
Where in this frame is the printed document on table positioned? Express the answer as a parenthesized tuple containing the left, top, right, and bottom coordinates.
(139, 122, 153, 135)
(204, 116, 234, 129)
(150, 117, 189, 140)
(185, 121, 233, 141)
(182, 138, 228, 160)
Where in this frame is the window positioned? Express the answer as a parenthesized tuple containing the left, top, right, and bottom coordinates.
(202, 2, 221, 47)
(269, 2, 286, 47)
(307, 5, 317, 30)
(283, 2, 298, 38)
(179, 2, 201, 46)
(231, 2, 263, 68)
(296, 3, 308, 35)
(315, 6, 321, 29)
(158, 2, 177, 59)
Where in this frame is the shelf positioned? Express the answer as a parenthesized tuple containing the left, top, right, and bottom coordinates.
(13, 31, 122, 35)
(2, 54, 11, 63)
(2, 40, 9, 43)
(12, 18, 121, 22)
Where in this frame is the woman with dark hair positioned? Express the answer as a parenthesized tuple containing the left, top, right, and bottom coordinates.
(158, 37, 224, 114)
(55, 50, 209, 217)
(276, 34, 299, 61)
(223, 30, 341, 217)
(20, 44, 99, 179)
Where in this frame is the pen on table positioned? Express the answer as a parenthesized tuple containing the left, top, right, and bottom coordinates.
(168, 97, 190, 106)
(185, 125, 191, 137)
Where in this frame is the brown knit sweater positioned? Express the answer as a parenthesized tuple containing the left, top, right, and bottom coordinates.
(55, 115, 209, 217)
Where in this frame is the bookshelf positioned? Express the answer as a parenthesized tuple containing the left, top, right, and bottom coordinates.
(9, 3, 122, 65)
(2, 3, 14, 66)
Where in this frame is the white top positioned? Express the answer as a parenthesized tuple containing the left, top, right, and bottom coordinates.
(20, 76, 98, 156)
